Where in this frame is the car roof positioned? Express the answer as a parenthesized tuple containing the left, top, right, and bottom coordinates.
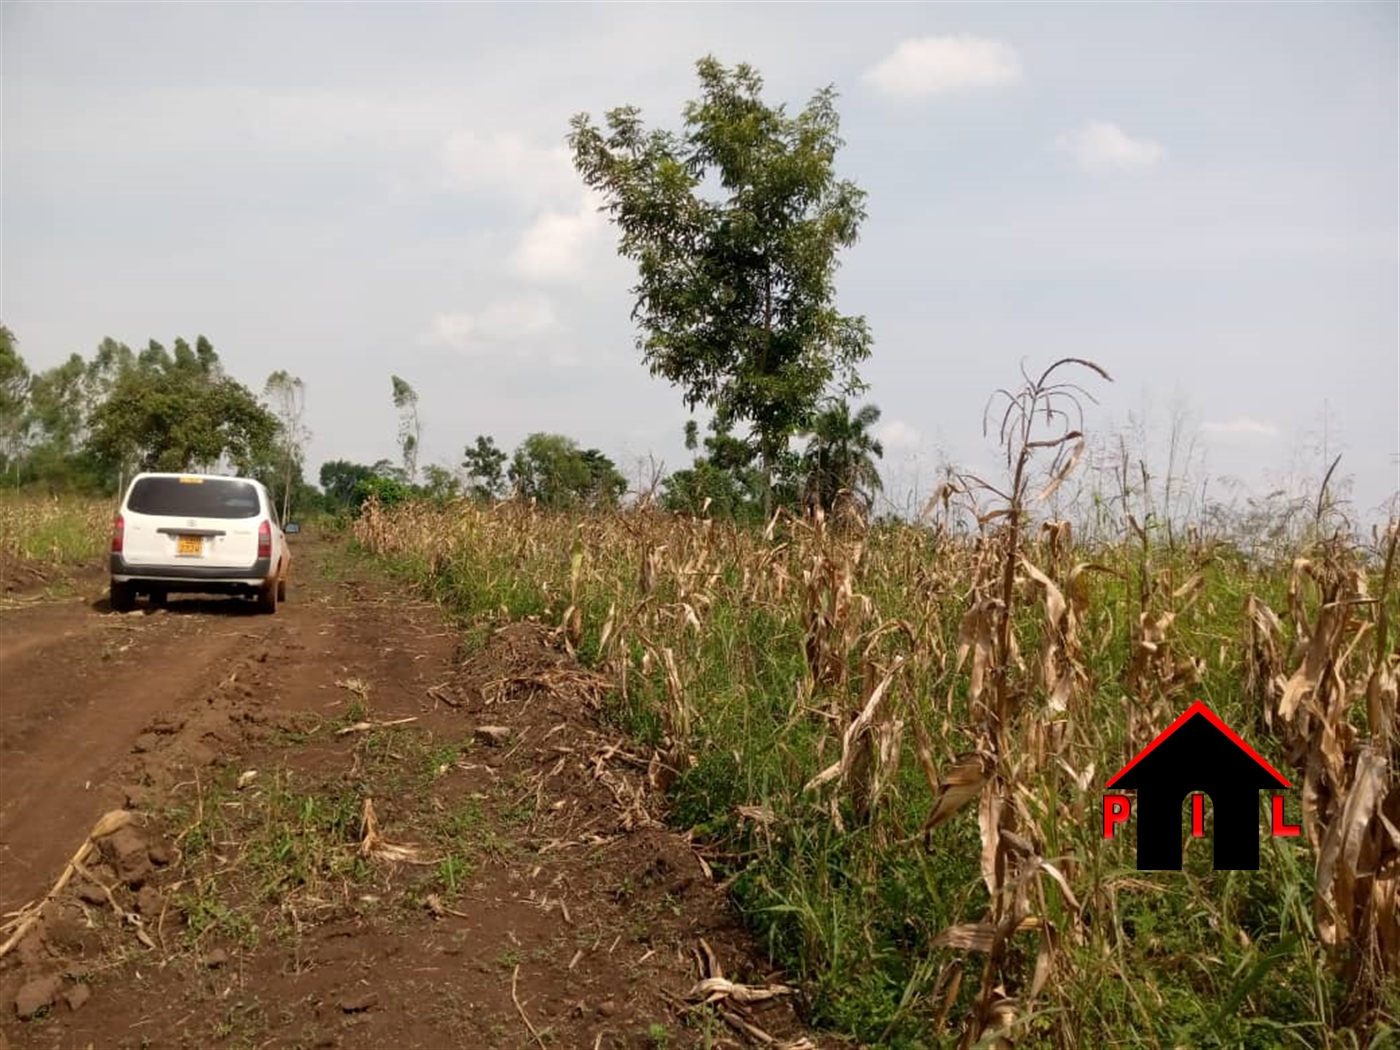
(126, 473, 268, 497)
(132, 472, 255, 481)
(129, 472, 264, 488)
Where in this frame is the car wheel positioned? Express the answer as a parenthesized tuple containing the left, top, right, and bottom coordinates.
(277, 577, 287, 602)
(256, 580, 278, 615)
(149, 589, 168, 607)
(110, 581, 135, 613)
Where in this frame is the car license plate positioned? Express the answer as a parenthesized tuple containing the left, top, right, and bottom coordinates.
(177, 535, 203, 556)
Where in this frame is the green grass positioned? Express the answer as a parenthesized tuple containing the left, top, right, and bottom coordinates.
(161, 720, 535, 967)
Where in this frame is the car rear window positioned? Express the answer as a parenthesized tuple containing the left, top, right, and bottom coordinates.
(126, 477, 262, 519)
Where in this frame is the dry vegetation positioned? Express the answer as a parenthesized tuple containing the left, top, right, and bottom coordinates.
(352, 362, 1398, 1049)
(0, 492, 112, 595)
(0, 493, 111, 562)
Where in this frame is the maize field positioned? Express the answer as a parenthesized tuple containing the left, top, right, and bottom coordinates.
(352, 368, 1397, 1049)
(0, 494, 113, 593)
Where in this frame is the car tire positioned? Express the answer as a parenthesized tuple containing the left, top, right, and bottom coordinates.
(277, 576, 287, 602)
(149, 589, 167, 608)
(110, 581, 135, 613)
(256, 580, 278, 615)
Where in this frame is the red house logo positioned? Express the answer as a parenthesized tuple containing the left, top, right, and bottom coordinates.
(1103, 701, 1299, 870)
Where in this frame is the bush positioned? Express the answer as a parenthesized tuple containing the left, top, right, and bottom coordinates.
(350, 476, 410, 515)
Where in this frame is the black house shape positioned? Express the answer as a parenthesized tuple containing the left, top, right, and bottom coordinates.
(1107, 701, 1291, 870)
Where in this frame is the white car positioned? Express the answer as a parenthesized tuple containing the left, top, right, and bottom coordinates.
(109, 472, 297, 613)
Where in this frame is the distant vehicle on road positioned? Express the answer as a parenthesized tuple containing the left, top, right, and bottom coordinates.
(109, 472, 297, 614)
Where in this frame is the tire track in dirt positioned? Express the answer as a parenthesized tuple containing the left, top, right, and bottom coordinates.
(0, 567, 328, 914)
(0, 545, 459, 904)
(0, 541, 820, 1049)
(0, 606, 236, 912)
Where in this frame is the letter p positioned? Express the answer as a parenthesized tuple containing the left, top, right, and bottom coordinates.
(1103, 794, 1131, 838)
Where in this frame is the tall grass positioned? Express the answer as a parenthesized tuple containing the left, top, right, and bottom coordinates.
(351, 419, 1397, 1047)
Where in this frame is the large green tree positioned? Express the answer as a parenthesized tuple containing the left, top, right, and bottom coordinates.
(20, 344, 128, 489)
(462, 434, 507, 499)
(0, 326, 30, 478)
(508, 433, 627, 509)
(421, 464, 461, 501)
(1, 333, 287, 492)
(662, 416, 806, 522)
(320, 459, 376, 507)
(569, 56, 873, 516)
(26, 354, 90, 462)
(86, 337, 277, 477)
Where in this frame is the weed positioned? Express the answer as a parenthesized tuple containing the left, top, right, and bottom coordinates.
(176, 886, 255, 948)
(437, 853, 470, 894)
(424, 743, 461, 783)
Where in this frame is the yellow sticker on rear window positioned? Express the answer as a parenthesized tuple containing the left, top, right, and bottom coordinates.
(178, 476, 204, 484)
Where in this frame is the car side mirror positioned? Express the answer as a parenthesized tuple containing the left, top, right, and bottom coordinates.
(285, 522, 301, 534)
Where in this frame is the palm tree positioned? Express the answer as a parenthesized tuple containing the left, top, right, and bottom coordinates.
(801, 400, 885, 514)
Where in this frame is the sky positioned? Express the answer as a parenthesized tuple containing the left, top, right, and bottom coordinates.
(3, 1, 1397, 522)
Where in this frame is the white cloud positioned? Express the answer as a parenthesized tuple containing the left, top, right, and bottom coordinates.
(877, 419, 922, 451)
(864, 36, 1022, 99)
(424, 295, 561, 350)
(440, 130, 579, 205)
(510, 190, 609, 282)
(1201, 417, 1280, 438)
(1057, 121, 1165, 172)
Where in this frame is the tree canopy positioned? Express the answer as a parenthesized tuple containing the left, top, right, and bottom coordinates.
(86, 338, 277, 477)
(569, 56, 872, 514)
(0, 326, 30, 474)
(1, 332, 279, 490)
(320, 460, 375, 507)
(801, 399, 885, 514)
(508, 433, 627, 509)
(463, 434, 508, 499)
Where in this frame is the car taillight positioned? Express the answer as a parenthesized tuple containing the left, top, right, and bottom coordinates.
(111, 514, 125, 553)
(257, 520, 272, 559)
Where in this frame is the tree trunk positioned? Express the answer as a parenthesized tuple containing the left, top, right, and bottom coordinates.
(761, 441, 773, 521)
(281, 451, 293, 524)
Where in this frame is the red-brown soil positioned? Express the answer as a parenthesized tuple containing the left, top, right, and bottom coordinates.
(0, 538, 822, 1050)
(0, 552, 105, 599)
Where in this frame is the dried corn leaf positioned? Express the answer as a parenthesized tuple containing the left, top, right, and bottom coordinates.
(1172, 573, 1204, 601)
(1315, 747, 1387, 948)
(921, 751, 992, 839)
(979, 781, 1004, 900)
(933, 916, 1038, 952)
(686, 976, 795, 1005)
(1034, 437, 1085, 502)
(1021, 560, 1066, 631)
(802, 657, 904, 798)
(933, 922, 999, 952)
(954, 599, 998, 713)
(1030, 918, 1059, 998)
(358, 798, 433, 865)
(1036, 859, 1081, 915)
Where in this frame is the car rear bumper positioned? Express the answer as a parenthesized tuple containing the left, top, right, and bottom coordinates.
(110, 553, 273, 582)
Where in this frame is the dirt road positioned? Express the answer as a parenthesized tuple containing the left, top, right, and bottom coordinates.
(0, 539, 814, 1049)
